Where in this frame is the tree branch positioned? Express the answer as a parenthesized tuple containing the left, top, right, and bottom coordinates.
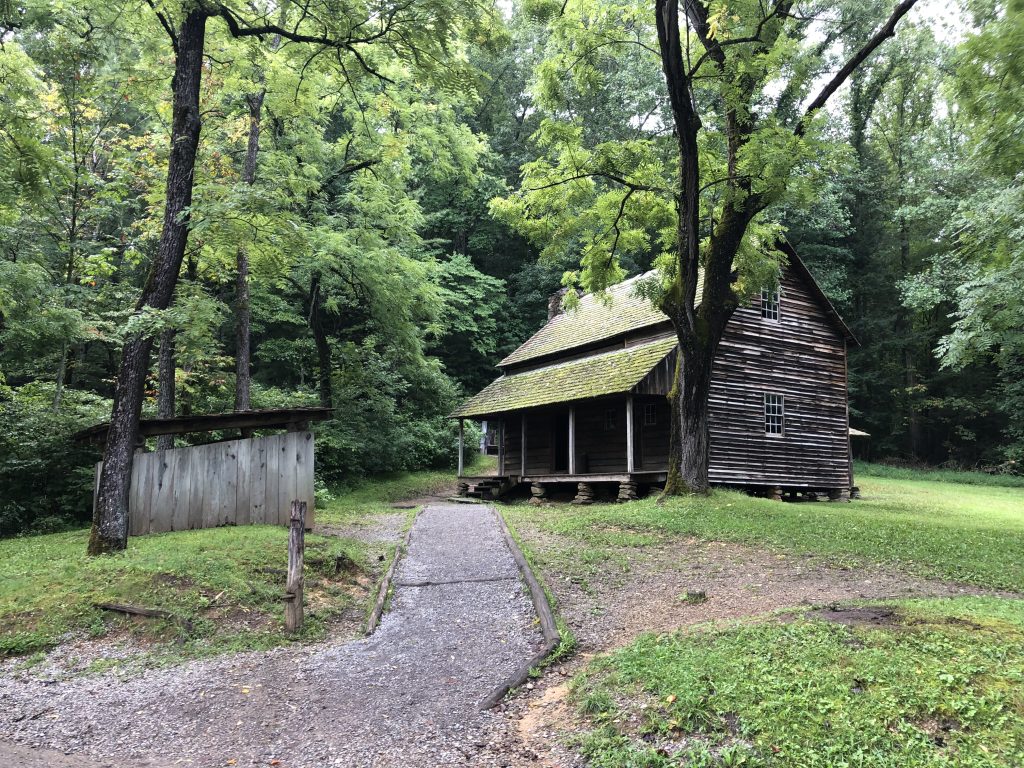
(796, 0, 920, 136)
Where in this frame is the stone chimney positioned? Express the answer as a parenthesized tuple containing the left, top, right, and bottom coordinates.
(547, 287, 583, 321)
(547, 288, 569, 321)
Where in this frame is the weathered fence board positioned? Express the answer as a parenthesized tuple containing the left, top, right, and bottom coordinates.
(93, 431, 315, 536)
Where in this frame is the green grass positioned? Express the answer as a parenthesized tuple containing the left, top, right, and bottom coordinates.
(856, 461, 1024, 489)
(317, 455, 491, 525)
(0, 525, 366, 659)
(0, 461, 475, 661)
(573, 597, 1024, 767)
(506, 468, 1024, 592)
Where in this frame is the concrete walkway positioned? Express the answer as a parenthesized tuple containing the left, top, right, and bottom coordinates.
(0, 504, 543, 767)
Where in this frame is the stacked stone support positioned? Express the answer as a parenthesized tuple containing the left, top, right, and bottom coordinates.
(572, 482, 594, 505)
(529, 483, 547, 506)
(616, 479, 638, 502)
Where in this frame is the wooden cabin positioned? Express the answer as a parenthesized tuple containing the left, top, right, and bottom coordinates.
(453, 249, 858, 501)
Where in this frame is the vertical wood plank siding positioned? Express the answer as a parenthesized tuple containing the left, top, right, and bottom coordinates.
(707, 267, 850, 488)
(93, 431, 316, 536)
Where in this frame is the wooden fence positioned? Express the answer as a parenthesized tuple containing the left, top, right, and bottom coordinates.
(93, 431, 315, 536)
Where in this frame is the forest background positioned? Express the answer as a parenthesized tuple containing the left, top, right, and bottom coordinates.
(1, 0, 1021, 535)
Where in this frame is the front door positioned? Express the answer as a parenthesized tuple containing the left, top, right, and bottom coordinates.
(552, 413, 569, 473)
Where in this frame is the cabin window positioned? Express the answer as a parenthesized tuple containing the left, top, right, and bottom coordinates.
(643, 403, 658, 426)
(764, 393, 784, 435)
(605, 409, 617, 430)
(761, 287, 780, 321)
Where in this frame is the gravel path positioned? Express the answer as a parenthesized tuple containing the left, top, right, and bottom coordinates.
(0, 504, 544, 768)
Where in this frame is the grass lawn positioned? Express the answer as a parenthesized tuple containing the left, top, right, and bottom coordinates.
(505, 465, 1024, 767)
(506, 467, 1024, 593)
(0, 525, 365, 660)
(573, 597, 1024, 767)
(0, 463, 466, 662)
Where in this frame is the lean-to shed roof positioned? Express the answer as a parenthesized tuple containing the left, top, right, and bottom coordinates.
(453, 336, 677, 418)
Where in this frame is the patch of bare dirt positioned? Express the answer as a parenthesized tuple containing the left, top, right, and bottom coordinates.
(500, 523, 1006, 767)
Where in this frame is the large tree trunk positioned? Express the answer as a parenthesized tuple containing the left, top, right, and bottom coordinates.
(308, 275, 333, 409)
(234, 90, 264, 414)
(156, 329, 176, 451)
(88, 10, 207, 555)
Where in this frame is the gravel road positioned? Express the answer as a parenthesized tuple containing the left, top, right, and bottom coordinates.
(0, 503, 544, 767)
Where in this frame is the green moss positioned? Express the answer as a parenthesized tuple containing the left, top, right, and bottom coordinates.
(454, 337, 677, 418)
(499, 273, 672, 367)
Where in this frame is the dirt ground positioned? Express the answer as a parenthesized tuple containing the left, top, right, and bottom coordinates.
(497, 523, 1004, 767)
(2, 502, 1006, 768)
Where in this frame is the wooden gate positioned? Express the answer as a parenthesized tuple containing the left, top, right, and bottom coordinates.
(93, 431, 315, 536)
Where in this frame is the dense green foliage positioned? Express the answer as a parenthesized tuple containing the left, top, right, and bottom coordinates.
(2, 1, 1023, 532)
(573, 597, 1024, 766)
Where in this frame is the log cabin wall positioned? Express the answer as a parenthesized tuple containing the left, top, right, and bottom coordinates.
(524, 410, 554, 474)
(707, 265, 851, 488)
(504, 417, 522, 475)
(636, 396, 671, 470)
(573, 399, 628, 474)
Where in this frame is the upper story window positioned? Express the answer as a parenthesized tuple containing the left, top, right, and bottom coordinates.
(761, 287, 780, 321)
(643, 403, 658, 426)
(764, 393, 784, 435)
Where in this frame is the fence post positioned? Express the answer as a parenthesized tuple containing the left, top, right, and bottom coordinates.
(285, 499, 306, 632)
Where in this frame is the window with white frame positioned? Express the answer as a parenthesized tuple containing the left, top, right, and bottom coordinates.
(761, 287, 780, 321)
(605, 409, 617, 431)
(643, 403, 657, 426)
(764, 393, 784, 435)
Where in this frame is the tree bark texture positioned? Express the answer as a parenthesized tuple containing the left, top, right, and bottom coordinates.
(308, 275, 333, 409)
(88, 10, 207, 555)
(234, 89, 264, 414)
(156, 329, 176, 451)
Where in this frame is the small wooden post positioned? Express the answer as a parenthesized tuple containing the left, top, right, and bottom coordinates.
(457, 418, 464, 477)
(285, 499, 306, 633)
(520, 413, 527, 477)
(568, 407, 576, 475)
(498, 419, 505, 476)
(626, 395, 635, 473)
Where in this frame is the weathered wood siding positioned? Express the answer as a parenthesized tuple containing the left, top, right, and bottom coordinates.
(573, 401, 627, 473)
(94, 431, 315, 536)
(637, 396, 671, 470)
(707, 266, 850, 488)
(524, 411, 554, 474)
(504, 418, 522, 475)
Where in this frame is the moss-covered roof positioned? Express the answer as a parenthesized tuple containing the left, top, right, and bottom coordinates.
(453, 336, 677, 418)
(499, 272, 693, 367)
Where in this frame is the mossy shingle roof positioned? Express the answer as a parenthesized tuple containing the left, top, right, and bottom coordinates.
(453, 337, 678, 418)
(499, 273, 679, 367)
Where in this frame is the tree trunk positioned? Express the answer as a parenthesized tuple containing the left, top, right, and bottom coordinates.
(88, 10, 207, 556)
(234, 90, 264, 415)
(308, 275, 333, 409)
(156, 329, 176, 451)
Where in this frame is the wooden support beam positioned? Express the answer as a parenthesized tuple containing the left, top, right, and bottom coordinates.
(521, 413, 527, 477)
(458, 419, 465, 477)
(497, 419, 505, 476)
(568, 407, 576, 475)
(626, 395, 635, 474)
(284, 500, 306, 633)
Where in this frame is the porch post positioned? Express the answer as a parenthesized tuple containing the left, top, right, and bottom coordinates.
(568, 406, 576, 475)
(458, 418, 464, 476)
(521, 413, 527, 476)
(626, 395, 635, 473)
(498, 419, 505, 476)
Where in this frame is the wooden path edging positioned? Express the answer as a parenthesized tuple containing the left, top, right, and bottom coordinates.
(479, 507, 562, 711)
(365, 512, 417, 635)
